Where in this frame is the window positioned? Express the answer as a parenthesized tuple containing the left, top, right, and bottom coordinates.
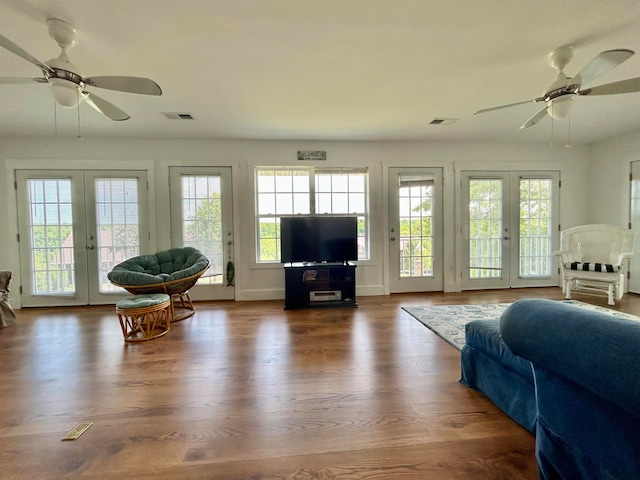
(255, 167, 368, 262)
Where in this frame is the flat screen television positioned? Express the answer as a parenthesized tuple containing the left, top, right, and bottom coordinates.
(280, 216, 358, 264)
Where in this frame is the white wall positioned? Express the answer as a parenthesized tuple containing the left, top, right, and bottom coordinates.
(589, 130, 640, 226)
(1, 136, 590, 307)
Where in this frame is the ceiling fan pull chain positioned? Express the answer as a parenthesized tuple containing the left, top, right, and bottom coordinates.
(550, 104, 554, 147)
(53, 100, 58, 137)
(76, 89, 82, 139)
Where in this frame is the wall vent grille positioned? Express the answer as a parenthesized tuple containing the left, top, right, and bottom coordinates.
(429, 118, 458, 125)
(162, 112, 195, 120)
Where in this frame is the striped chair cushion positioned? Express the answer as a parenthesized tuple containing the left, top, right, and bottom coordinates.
(566, 262, 620, 273)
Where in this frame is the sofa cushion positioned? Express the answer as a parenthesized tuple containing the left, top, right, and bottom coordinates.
(465, 319, 532, 380)
(500, 298, 640, 418)
(460, 318, 536, 433)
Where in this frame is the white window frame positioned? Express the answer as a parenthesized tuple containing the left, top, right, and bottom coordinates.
(254, 166, 370, 263)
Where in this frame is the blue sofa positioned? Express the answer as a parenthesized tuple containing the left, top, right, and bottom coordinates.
(500, 299, 640, 480)
(460, 318, 536, 433)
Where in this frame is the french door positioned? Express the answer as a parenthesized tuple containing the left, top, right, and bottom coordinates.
(388, 167, 443, 293)
(169, 167, 234, 300)
(16, 170, 149, 307)
(461, 171, 560, 289)
(629, 160, 640, 293)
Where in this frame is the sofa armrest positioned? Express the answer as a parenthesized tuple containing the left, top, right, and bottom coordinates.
(500, 299, 640, 416)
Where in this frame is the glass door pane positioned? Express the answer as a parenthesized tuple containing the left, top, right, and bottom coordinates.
(180, 175, 223, 284)
(94, 178, 142, 293)
(518, 178, 553, 278)
(27, 178, 76, 295)
(399, 177, 435, 278)
(468, 178, 504, 279)
(388, 167, 443, 293)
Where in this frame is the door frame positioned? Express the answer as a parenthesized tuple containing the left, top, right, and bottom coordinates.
(459, 170, 560, 290)
(16, 169, 150, 307)
(169, 166, 235, 301)
(629, 160, 640, 294)
(388, 167, 444, 293)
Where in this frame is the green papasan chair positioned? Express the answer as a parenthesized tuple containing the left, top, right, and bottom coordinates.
(108, 247, 209, 321)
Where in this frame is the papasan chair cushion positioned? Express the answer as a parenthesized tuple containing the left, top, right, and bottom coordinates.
(108, 247, 209, 321)
(108, 247, 209, 286)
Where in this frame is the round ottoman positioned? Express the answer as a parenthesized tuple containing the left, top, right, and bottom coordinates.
(116, 293, 171, 342)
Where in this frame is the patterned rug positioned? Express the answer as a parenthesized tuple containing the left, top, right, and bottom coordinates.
(401, 300, 640, 351)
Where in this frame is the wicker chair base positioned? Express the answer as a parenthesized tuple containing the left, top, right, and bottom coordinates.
(111, 265, 208, 322)
(171, 291, 195, 322)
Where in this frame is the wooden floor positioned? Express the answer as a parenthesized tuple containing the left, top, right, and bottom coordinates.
(2, 288, 640, 479)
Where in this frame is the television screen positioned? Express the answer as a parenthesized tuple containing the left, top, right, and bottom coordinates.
(281, 216, 358, 263)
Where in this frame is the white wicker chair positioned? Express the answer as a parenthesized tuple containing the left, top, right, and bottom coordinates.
(554, 224, 635, 305)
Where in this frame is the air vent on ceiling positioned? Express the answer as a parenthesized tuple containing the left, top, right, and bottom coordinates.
(429, 118, 459, 125)
(162, 112, 195, 120)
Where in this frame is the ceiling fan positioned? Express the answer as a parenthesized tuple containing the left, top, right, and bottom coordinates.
(474, 45, 640, 129)
(0, 18, 162, 121)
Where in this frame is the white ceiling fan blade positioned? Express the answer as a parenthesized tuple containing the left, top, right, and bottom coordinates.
(520, 107, 548, 129)
(0, 77, 47, 84)
(474, 97, 544, 115)
(84, 76, 162, 95)
(579, 77, 640, 96)
(81, 92, 130, 121)
(573, 49, 634, 86)
(0, 33, 54, 75)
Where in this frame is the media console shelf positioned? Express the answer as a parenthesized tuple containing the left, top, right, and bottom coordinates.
(283, 262, 357, 310)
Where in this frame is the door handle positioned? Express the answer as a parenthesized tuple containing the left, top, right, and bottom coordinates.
(390, 237, 396, 241)
(86, 245, 95, 250)
(503, 236, 511, 240)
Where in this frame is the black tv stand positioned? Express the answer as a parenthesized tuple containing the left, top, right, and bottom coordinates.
(283, 262, 357, 310)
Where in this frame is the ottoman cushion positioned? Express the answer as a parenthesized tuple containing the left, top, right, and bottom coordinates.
(117, 293, 170, 310)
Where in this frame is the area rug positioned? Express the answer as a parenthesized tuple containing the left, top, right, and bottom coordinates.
(401, 300, 640, 351)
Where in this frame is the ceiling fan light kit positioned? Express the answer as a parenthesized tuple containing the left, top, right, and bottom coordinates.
(475, 45, 640, 130)
(0, 18, 162, 122)
(547, 95, 574, 119)
(49, 77, 81, 108)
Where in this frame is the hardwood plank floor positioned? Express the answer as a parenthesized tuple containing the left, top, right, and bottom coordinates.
(2, 288, 639, 479)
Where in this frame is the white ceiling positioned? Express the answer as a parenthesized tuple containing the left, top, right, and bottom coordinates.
(1, 0, 640, 144)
